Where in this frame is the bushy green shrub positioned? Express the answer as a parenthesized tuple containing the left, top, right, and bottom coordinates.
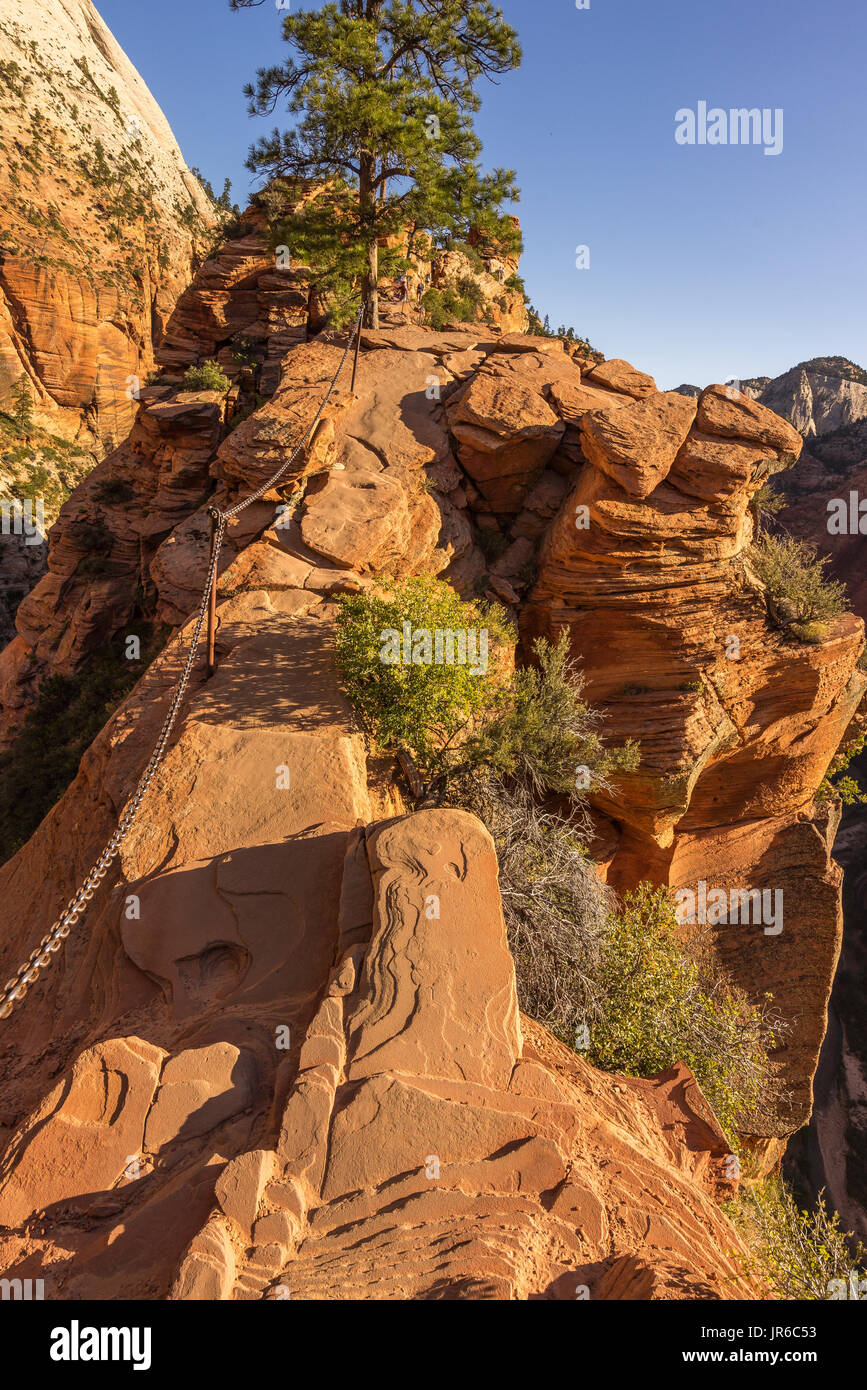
(422, 284, 480, 329)
(750, 481, 785, 529)
(467, 630, 639, 798)
(335, 581, 636, 800)
(587, 883, 779, 1141)
(726, 1177, 866, 1299)
(751, 532, 849, 636)
(335, 576, 514, 779)
(182, 360, 230, 393)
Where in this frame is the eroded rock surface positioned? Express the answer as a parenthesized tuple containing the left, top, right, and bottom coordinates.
(0, 236, 863, 1294)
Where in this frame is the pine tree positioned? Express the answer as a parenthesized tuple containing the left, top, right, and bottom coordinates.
(12, 375, 33, 433)
(230, 0, 522, 328)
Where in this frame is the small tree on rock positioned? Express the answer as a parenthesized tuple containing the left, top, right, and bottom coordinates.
(230, 0, 522, 327)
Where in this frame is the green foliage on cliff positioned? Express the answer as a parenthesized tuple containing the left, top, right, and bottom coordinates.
(335, 578, 637, 800)
(816, 729, 867, 807)
(335, 575, 514, 779)
(587, 883, 779, 1143)
(422, 276, 488, 329)
(183, 360, 230, 393)
(751, 532, 849, 639)
(727, 1177, 866, 1299)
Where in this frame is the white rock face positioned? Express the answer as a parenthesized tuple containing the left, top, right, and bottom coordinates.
(0, 0, 221, 639)
(2, 0, 213, 220)
(758, 360, 867, 437)
(0, 0, 219, 441)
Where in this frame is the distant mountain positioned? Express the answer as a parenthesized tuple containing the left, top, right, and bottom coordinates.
(755, 357, 867, 438)
(676, 358, 867, 437)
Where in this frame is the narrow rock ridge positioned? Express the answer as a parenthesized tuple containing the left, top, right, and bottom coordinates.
(0, 219, 863, 1296)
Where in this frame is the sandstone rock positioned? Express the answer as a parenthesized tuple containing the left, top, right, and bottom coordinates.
(215, 1149, 275, 1241)
(579, 391, 698, 498)
(0, 0, 217, 452)
(209, 809, 749, 1300)
(0, 281, 860, 1302)
(587, 358, 657, 399)
(171, 1217, 236, 1301)
(697, 384, 804, 458)
(493, 333, 567, 355)
(300, 467, 439, 573)
(547, 377, 632, 424)
(346, 810, 522, 1089)
(523, 376, 866, 1137)
(144, 1042, 259, 1150)
(449, 372, 565, 513)
(0, 1037, 165, 1227)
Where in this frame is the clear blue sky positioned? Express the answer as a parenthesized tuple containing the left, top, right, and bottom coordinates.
(94, 0, 867, 389)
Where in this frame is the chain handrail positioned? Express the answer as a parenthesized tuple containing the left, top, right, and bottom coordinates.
(0, 307, 365, 1022)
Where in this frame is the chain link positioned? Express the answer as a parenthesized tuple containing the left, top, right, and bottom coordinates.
(0, 310, 364, 1022)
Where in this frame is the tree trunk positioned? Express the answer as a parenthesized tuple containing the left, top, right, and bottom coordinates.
(364, 235, 379, 328)
(359, 150, 379, 328)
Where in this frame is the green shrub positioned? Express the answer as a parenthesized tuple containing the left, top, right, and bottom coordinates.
(750, 481, 785, 529)
(455, 274, 485, 307)
(816, 728, 867, 806)
(726, 1177, 866, 1299)
(751, 533, 849, 636)
(587, 883, 780, 1142)
(182, 360, 230, 393)
(335, 576, 514, 780)
(336, 581, 637, 802)
(466, 630, 639, 799)
(422, 284, 480, 329)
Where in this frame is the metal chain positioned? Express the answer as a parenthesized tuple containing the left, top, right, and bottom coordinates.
(0, 309, 364, 1022)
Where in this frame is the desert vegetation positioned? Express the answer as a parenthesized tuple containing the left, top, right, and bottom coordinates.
(336, 577, 777, 1143)
(182, 360, 231, 393)
(751, 531, 850, 642)
(727, 1177, 866, 1300)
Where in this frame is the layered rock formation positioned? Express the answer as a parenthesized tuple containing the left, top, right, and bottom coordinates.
(0, 0, 218, 450)
(0, 212, 863, 1293)
(521, 373, 865, 1159)
(754, 358, 867, 440)
(741, 356, 867, 1236)
(0, 0, 223, 645)
(0, 549, 751, 1300)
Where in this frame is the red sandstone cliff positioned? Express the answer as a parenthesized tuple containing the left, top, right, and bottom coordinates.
(0, 212, 863, 1295)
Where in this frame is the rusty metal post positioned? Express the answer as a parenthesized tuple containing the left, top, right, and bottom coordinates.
(206, 512, 218, 676)
(350, 307, 363, 394)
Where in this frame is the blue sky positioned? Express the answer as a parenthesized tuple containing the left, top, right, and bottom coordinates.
(95, 0, 867, 389)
